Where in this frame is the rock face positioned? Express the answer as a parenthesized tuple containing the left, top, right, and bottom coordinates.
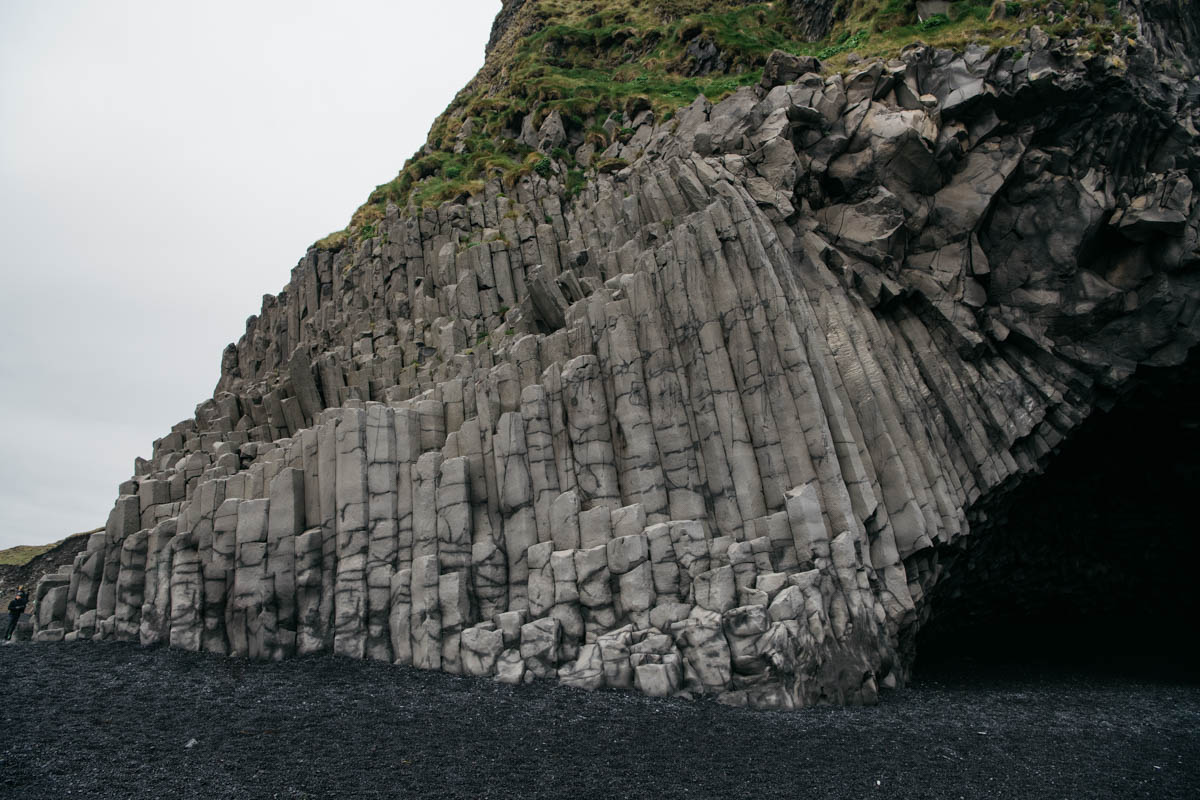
(786, 0, 839, 42)
(486, 0, 530, 55)
(34, 11, 1200, 709)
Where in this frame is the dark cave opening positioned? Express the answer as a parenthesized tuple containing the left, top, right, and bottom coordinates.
(913, 349, 1200, 682)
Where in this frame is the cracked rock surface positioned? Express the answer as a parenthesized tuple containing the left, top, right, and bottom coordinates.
(27, 4, 1200, 708)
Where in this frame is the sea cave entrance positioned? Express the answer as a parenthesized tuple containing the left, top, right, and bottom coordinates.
(912, 349, 1200, 681)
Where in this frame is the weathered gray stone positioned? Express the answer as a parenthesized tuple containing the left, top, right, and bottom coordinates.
(38, 19, 1200, 712)
(266, 467, 304, 659)
(596, 625, 634, 688)
(409, 554, 441, 670)
(562, 355, 620, 511)
(494, 648, 526, 685)
(365, 404, 398, 662)
(438, 569, 473, 673)
(97, 495, 139, 624)
(557, 642, 605, 690)
(526, 541, 555, 617)
(388, 568, 413, 665)
(113, 531, 147, 641)
(549, 490, 582, 551)
(494, 412, 537, 610)
(461, 625, 504, 676)
(519, 616, 561, 678)
(412, 451, 442, 563)
(333, 409, 368, 659)
(634, 660, 682, 698)
(436, 457, 473, 571)
(692, 566, 737, 614)
(294, 526, 324, 654)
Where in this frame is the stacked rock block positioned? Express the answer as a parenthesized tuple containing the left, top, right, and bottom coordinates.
(36, 34, 1200, 708)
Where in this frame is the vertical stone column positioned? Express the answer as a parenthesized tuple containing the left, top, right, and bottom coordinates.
(65, 552, 83, 632)
(230, 499, 269, 659)
(96, 495, 140, 628)
(645, 523, 681, 604)
(668, 519, 710, 603)
(549, 548, 584, 659)
(438, 570, 473, 673)
(365, 403, 398, 661)
(602, 299, 669, 522)
(71, 531, 107, 637)
(549, 490, 581, 551)
(138, 520, 176, 647)
(417, 397, 446, 451)
(409, 554, 441, 670)
(656, 242, 745, 539)
(388, 568, 413, 665)
(691, 209, 790, 512)
(113, 531, 148, 641)
(494, 411, 537, 611)
(607, 533, 655, 629)
(526, 541, 555, 619)
(192, 479, 225, 649)
(542, 363, 577, 495)
(294, 526, 325, 654)
(574, 544, 616, 641)
(561, 355, 620, 511)
(394, 407, 422, 571)
(208, 498, 239, 654)
(785, 483, 830, 569)
(474, 373, 505, 565)
(316, 415, 338, 653)
(168, 528, 204, 653)
(683, 227, 768, 529)
(333, 409, 368, 658)
(520, 385, 561, 544)
(411, 451, 442, 562)
(436, 456, 472, 571)
(267, 467, 305, 659)
(624, 270, 706, 523)
(460, 417, 507, 619)
(301, 427, 321, 528)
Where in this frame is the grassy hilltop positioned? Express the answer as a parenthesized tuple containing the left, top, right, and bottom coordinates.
(317, 0, 1133, 249)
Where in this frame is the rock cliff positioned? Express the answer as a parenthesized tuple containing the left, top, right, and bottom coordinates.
(31, 1, 1200, 708)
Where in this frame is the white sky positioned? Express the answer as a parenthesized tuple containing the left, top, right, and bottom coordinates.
(0, 0, 500, 549)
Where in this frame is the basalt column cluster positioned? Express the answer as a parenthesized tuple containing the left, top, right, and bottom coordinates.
(33, 26, 1200, 708)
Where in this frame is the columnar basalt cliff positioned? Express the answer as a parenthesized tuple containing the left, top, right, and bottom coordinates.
(33, 1, 1200, 708)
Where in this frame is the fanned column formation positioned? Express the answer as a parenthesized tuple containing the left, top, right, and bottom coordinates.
(31, 32, 1200, 708)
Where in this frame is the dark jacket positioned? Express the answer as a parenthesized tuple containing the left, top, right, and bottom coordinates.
(8, 592, 28, 615)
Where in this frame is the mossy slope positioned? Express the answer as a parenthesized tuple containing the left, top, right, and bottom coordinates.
(317, 0, 1136, 249)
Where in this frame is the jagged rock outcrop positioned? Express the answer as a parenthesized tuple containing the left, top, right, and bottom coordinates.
(1129, 0, 1200, 73)
(32, 4, 1200, 709)
(787, 0, 840, 42)
(487, 0, 530, 55)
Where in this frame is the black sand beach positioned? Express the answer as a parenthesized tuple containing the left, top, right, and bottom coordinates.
(1, 640, 1196, 799)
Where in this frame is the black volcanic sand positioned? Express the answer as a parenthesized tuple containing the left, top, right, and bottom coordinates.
(1, 642, 1197, 799)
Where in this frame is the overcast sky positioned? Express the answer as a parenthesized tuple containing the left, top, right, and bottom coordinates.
(0, 0, 499, 549)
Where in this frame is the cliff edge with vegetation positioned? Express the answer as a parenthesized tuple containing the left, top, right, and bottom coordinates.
(27, 0, 1200, 708)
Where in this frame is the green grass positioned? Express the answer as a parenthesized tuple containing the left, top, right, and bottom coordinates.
(321, 0, 1134, 243)
(0, 527, 98, 567)
(0, 544, 56, 567)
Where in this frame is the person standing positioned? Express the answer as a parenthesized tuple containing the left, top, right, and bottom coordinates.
(5, 585, 29, 642)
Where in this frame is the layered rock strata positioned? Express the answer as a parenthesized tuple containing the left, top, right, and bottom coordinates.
(34, 25, 1200, 708)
